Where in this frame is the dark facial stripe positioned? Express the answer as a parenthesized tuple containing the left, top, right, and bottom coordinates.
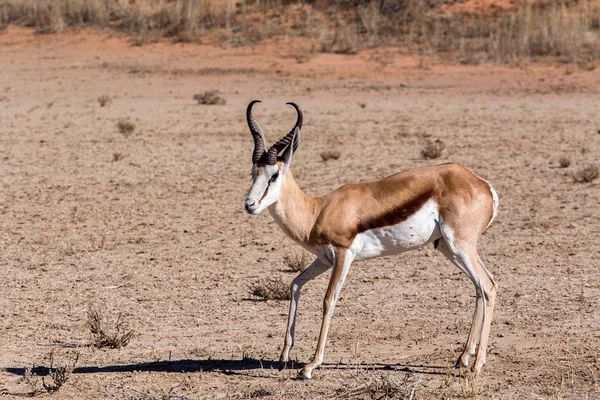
(259, 186, 269, 203)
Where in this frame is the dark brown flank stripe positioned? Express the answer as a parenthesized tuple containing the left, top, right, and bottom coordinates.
(356, 188, 435, 233)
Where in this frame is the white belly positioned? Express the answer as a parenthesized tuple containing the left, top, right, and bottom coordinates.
(352, 200, 441, 261)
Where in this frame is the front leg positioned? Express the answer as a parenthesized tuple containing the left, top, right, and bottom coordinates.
(299, 248, 354, 379)
(279, 258, 331, 369)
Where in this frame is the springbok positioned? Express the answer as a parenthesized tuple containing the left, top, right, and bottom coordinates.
(243, 100, 499, 379)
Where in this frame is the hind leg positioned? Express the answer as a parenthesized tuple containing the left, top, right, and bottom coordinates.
(436, 235, 497, 374)
(473, 256, 497, 373)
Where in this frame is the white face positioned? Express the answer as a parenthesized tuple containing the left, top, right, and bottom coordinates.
(244, 163, 283, 215)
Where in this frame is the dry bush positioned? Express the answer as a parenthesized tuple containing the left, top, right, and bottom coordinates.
(251, 277, 290, 301)
(572, 164, 599, 183)
(112, 152, 124, 162)
(117, 119, 135, 137)
(193, 90, 226, 105)
(21, 351, 78, 395)
(421, 139, 445, 159)
(330, 373, 422, 399)
(97, 94, 111, 107)
(440, 366, 477, 398)
(87, 305, 135, 349)
(283, 252, 311, 272)
(3, 0, 109, 34)
(247, 388, 272, 398)
(559, 157, 572, 168)
(321, 150, 341, 161)
(1, 0, 597, 65)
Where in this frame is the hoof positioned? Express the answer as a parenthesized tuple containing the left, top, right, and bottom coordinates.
(297, 368, 312, 380)
(278, 361, 287, 371)
(455, 353, 471, 369)
(471, 361, 485, 375)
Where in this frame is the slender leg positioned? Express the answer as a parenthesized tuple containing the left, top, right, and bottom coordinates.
(298, 248, 353, 379)
(279, 258, 331, 369)
(473, 257, 497, 374)
(436, 239, 483, 368)
(437, 236, 497, 374)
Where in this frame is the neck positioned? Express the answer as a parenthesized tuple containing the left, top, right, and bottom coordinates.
(268, 170, 321, 245)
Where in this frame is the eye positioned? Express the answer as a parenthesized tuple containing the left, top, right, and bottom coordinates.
(269, 173, 279, 184)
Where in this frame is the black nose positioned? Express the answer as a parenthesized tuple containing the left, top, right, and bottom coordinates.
(245, 199, 257, 212)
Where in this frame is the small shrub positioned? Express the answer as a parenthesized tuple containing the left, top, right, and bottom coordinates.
(558, 157, 571, 168)
(334, 373, 422, 399)
(421, 139, 446, 159)
(193, 90, 226, 105)
(117, 119, 136, 137)
(87, 305, 135, 349)
(22, 352, 78, 395)
(283, 252, 311, 272)
(98, 95, 111, 107)
(43, 364, 73, 393)
(572, 165, 599, 183)
(21, 367, 42, 395)
(248, 388, 272, 398)
(251, 277, 290, 301)
(320, 150, 341, 161)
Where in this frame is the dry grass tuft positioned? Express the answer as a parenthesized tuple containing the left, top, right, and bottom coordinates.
(421, 139, 445, 159)
(193, 90, 226, 105)
(440, 365, 477, 398)
(321, 150, 341, 161)
(572, 164, 599, 183)
(1, 1, 598, 66)
(329, 373, 422, 399)
(559, 157, 572, 168)
(98, 94, 111, 107)
(21, 351, 78, 395)
(87, 305, 135, 349)
(117, 119, 136, 137)
(283, 252, 311, 272)
(251, 277, 290, 301)
(248, 388, 272, 398)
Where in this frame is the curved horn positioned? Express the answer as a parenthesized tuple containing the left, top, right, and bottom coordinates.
(265, 102, 303, 165)
(247, 100, 266, 164)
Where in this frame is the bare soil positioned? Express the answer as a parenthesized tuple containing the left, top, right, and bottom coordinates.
(0, 27, 599, 399)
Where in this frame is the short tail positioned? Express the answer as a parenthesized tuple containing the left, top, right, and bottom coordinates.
(486, 185, 499, 229)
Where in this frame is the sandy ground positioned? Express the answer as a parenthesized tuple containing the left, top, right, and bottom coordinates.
(0, 27, 599, 399)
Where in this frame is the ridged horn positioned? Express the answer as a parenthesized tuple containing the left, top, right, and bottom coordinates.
(265, 102, 303, 165)
(247, 100, 266, 164)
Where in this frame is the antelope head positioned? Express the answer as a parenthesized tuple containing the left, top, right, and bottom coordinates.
(244, 100, 302, 215)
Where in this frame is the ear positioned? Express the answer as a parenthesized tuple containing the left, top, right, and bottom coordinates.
(280, 127, 300, 173)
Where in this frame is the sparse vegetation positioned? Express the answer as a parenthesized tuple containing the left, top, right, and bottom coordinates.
(193, 90, 226, 105)
(572, 164, 599, 183)
(283, 252, 311, 273)
(330, 373, 422, 399)
(559, 157, 572, 168)
(87, 305, 135, 349)
(0, 1, 598, 65)
(98, 94, 111, 107)
(247, 388, 272, 398)
(117, 119, 136, 137)
(421, 139, 445, 159)
(21, 351, 78, 395)
(321, 150, 341, 161)
(251, 277, 290, 301)
(440, 366, 477, 398)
